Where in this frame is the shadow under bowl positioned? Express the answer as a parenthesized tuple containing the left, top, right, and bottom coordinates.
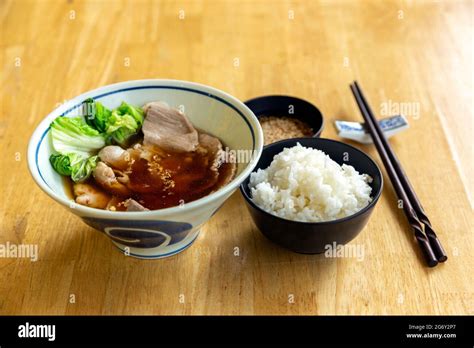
(240, 137, 383, 254)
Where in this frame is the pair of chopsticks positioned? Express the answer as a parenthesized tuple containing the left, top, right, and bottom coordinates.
(350, 81, 447, 267)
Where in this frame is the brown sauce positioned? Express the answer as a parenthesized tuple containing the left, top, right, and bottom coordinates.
(62, 175, 75, 200)
(125, 148, 234, 210)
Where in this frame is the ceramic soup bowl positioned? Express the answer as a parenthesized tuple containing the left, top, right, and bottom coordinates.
(28, 79, 263, 259)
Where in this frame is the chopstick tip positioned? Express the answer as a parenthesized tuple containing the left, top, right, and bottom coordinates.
(438, 255, 448, 263)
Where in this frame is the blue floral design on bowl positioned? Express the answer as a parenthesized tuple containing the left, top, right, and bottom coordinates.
(82, 217, 194, 255)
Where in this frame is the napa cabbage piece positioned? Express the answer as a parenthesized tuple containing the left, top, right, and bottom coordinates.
(106, 102, 144, 146)
(83, 99, 144, 146)
(49, 116, 104, 181)
(70, 155, 99, 182)
(50, 116, 106, 157)
(115, 101, 144, 126)
(49, 99, 144, 181)
(84, 98, 112, 133)
(49, 153, 73, 176)
(49, 153, 99, 182)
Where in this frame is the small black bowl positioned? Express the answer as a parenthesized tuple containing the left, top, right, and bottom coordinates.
(244, 95, 324, 138)
(240, 138, 383, 254)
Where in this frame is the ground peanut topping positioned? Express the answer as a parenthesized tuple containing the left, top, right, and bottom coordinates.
(260, 116, 313, 145)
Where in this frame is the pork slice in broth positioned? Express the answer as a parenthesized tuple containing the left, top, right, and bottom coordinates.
(198, 133, 223, 174)
(123, 198, 149, 211)
(198, 133, 237, 187)
(142, 102, 199, 153)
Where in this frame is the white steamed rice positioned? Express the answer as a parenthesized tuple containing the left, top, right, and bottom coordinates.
(249, 143, 373, 222)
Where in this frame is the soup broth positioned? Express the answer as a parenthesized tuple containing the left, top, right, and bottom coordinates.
(67, 140, 236, 211)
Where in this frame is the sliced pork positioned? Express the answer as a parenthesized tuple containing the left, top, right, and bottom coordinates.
(123, 199, 149, 211)
(198, 133, 224, 173)
(198, 132, 236, 186)
(142, 102, 199, 153)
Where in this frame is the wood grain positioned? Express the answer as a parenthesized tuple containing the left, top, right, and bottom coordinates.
(0, 0, 472, 315)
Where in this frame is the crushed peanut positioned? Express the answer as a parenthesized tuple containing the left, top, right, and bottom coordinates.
(259, 116, 313, 145)
(147, 159, 175, 190)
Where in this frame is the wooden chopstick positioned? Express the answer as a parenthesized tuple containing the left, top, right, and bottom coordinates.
(349, 82, 438, 267)
(353, 81, 447, 263)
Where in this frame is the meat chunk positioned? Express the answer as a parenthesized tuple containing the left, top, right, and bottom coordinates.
(73, 183, 111, 209)
(142, 102, 199, 153)
(221, 161, 237, 186)
(123, 198, 149, 211)
(93, 162, 131, 196)
(98, 146, 132, 171)
(198, 133, 224, 173)
(198, 132, 236, 186)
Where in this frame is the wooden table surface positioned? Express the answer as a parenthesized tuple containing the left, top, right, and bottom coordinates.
(1, 0, 473, 315)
